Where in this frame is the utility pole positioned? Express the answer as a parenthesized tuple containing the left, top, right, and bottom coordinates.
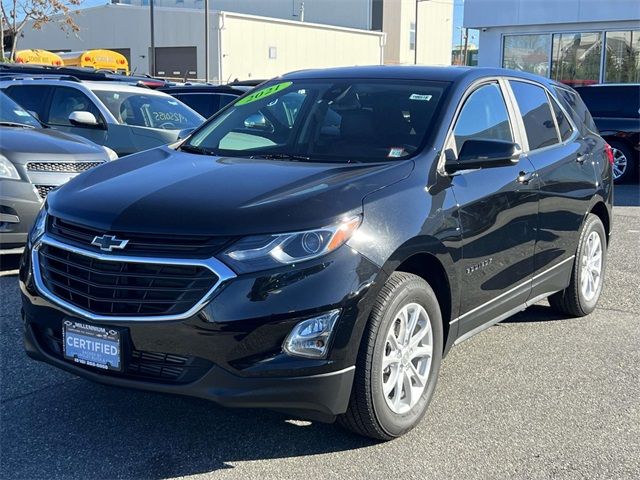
(462, 27, 469, 66)
(149, 0, 156, 76)
(205, 0, 210, 82)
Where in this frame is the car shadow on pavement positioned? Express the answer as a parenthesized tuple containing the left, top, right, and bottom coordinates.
(1, 315, 376, 480)
(501, 304, 578, 324)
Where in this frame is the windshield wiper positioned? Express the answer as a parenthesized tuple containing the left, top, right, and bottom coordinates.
(250, 153, 311, 162)
(179, 144, 217, 156)
(0, 121, 36, 129)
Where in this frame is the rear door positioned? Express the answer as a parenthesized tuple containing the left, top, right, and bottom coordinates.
(506, 79, 597, 300)
(448, 80, 538, 339)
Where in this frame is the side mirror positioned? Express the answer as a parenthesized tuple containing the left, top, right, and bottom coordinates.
(69, 111, 99, 127)
(177, 127, 195, 140)
(243, 113, 272, 131)
(446, 139, 521, 174)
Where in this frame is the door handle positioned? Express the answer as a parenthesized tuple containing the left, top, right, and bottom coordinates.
(576, 153, 589, 164)
(517, 171, 535, 185)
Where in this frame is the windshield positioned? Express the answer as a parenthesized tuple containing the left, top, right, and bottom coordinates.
(185, 79, 449, 162)
(93, 90, 204, 130)
(0, 92, 41, 128)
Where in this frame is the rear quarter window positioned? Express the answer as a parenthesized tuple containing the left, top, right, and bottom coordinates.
(554, 87, 598, 133)
(4, 85, 51, 120)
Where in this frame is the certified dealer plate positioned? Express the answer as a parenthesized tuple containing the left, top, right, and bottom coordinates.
(63, 320, 122, 371)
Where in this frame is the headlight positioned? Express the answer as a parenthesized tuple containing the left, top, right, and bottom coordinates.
(221, 216, 361, 273)
(0, 156, 20, 180)
(102, 146, 119, 161)
(29, 205, 48, 244)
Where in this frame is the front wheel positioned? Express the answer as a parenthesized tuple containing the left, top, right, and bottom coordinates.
(337, 272, 443, 440)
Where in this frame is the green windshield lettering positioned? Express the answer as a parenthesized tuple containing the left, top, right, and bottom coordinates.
(236, 81, 293, 106)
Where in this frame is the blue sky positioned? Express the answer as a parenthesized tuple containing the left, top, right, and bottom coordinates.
(79, 0, 470, 47)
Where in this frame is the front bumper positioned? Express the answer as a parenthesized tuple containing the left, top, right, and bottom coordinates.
(20, 242, 381, 420)
(0, 179, 41, 251)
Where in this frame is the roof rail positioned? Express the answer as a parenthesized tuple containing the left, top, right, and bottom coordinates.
(0, 73, 81, 82)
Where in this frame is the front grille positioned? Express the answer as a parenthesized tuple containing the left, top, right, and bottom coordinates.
(27, 161, 104, 173)
(48, 216, 235, 258)
(35, 185, 58, 199)
(32, 324, 213, 384)
(38, 243, 219, 317)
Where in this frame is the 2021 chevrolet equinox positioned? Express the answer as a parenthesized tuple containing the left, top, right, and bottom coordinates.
(20, 66, 613, 440)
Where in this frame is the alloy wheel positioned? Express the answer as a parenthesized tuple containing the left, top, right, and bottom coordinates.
(581, 231, 603, 302)
(381, 302, 433, 414)
(611, 147, 628, 180)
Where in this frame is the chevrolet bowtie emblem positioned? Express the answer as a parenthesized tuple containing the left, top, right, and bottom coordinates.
(91, 234, 129, 252)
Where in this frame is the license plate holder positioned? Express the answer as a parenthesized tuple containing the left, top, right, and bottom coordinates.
(63, 320, 123, 371)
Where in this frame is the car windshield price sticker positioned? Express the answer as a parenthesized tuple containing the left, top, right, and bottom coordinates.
(63, 321, 122, 371)
(236, 81, 293, 105)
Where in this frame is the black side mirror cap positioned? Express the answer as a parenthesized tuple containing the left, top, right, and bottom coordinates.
(446, 139, 521, 174)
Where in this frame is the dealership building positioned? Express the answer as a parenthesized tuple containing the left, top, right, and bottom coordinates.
(17, 0, 453, 82)
(464, 0, 639, 85)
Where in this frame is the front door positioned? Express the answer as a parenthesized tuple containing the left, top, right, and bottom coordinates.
(447, 81, 538, 338)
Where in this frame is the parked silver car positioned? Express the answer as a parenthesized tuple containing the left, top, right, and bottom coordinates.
(0, 92, 115, 254)
(1, 79, 204, 157)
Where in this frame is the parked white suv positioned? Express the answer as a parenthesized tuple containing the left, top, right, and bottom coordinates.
(1, 78, 204, 156)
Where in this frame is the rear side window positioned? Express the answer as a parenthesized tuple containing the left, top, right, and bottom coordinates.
(510, 81, 558, 151)
(4, 85, 51, 120)
(48, 87, 102, 126)
(555, 87, 597, 132)
(174, 94, 216, 118)
(453, 83, 513, 153)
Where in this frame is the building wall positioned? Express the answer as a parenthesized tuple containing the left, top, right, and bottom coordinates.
(383, 0, 453, 65)
(113, 0, 374, 30)
(464, 0, 640, 29)
(218, 12, 384, 81)
(475, 19, 640, 69)
(18, 5, 384, 81)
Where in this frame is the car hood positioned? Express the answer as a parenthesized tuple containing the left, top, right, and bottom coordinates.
(0, 127, 107, 164)
(47, 146, 413, 236)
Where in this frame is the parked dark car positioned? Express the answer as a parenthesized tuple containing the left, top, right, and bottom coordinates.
(0, 92, 114, 255)
(575, 84, 639, 183)
(0, 63, 170, 89)
(159, 84, 250, 118)
(20, 66, 613, 440)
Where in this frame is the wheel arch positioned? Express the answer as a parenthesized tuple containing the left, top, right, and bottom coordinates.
(590, 201, 611, 246)
(377, 236, 459, 356)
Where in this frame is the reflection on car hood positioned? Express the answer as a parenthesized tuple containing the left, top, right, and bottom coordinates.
(0, 128, 106, 164)
(47, 146, 413, 236)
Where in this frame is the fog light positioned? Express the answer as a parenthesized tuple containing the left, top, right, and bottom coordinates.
(283, 309, 340, 359)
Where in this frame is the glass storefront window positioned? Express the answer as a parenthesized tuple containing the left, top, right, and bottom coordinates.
(502, 34, 550, 76)
(605, 30, 640, 83)
(551, 32, 602, 87)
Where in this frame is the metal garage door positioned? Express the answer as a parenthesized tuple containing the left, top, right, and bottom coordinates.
(153, 46, 197, 80)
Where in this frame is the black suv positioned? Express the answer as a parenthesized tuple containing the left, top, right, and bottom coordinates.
(159, 84, 250, 118)
(575, 84, 639, 183)
(20, 67, 613, 440)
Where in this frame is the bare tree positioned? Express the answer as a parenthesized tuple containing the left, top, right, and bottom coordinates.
(1, 0, 83, 61)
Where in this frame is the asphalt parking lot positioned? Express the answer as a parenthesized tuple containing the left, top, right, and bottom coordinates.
(1, 184, 638, 480)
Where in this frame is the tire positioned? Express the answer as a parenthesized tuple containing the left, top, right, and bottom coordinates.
(337, 272, 443, 440)
(608, 140, 637, 184)
(549, 214, 607, 317)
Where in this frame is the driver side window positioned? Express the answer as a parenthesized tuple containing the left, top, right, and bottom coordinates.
(451, 83, 513, 156)
(48, 87, 102, 127)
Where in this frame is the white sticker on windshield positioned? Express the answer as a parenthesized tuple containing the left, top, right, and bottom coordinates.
(14, 110, 30, 116)
(388, 147, 405, 158)
(409, 94, 432, 101)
